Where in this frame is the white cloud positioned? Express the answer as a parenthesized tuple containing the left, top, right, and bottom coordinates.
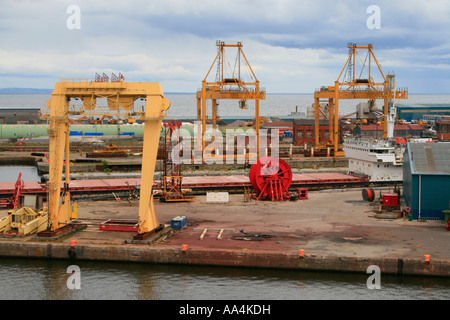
(0, 0, 449, 93)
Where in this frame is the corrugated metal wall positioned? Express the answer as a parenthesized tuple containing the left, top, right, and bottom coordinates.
(403, 143, 449, 220)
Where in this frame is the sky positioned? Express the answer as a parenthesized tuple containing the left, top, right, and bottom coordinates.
(0, 0, 450, 94)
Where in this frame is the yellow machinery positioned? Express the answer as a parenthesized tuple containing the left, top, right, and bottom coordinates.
(313, 43, 408, 157)
(86, 144, 131, 158)
(196, 41, 266, 161)
(39, 77, 170, 236)
(126, 116, 136, 124)
(0, 207, 49, 236)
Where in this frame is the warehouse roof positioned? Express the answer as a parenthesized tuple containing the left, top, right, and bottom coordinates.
(408, 142, 450, 175)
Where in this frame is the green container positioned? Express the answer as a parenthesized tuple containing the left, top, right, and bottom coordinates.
(408, 215, 413, 221)
(443, 210, 450, 222)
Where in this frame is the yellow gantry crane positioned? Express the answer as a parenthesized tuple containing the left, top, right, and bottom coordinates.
(196, 41, 266, 162)
(313, 43, 408, 156)
(40, 77, 170, 236)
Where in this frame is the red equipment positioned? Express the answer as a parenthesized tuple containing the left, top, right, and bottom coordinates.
(382, 193, 399, 206)
(0, 173, 23, 209)
(249, 156, 292, 201)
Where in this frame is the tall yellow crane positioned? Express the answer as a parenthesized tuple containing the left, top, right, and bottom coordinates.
(40, 77, 169, 237)
(196, 41, 266, 162)
(313, 43, 408, 156)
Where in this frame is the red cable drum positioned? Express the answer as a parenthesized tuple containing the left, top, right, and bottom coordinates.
(249, 156, 292, 201)
(362, 188, 375, 202)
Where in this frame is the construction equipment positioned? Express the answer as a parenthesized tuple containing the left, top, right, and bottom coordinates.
(246, 117, 268, 127)
(0, 173, 23, 209)
(126, 116, 136, 124)
(196, 41, 266, 162)
(161, 120, 194, 202)
(39, 77, 170, 237)
(86, 144, 131, 158)
(313, 43, 408, 157)
(77, 116, 105, 124)
(0, 207, 49, 236)
(249, 156, 292, 201)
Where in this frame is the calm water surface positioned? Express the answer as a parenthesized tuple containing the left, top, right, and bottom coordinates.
(0, 258, 449, 300)
(1, 93, 450, 118)
(0, 165, 40, 182)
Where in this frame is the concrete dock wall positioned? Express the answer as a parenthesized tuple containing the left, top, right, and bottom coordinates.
(0, 241, 448, 278)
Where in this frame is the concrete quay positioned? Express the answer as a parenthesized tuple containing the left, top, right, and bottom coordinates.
(0, 190, 449, 277)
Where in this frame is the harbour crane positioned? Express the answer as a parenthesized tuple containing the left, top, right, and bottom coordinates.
(39, 76, 170, 238)
(196, 41, 266, 162)
(313, 43, 408, 157)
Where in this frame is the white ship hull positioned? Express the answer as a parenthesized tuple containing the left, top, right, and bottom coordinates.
(344, 139, 404, 182)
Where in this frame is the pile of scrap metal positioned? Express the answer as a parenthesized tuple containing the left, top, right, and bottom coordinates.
(231, 230, 276, 241)
(86, 144, 131, 158)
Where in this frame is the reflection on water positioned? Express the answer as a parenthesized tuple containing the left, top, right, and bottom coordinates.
(0, 258, 449, 300)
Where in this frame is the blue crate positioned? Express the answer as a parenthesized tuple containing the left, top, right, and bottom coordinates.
(171, 216, 187, 230)
(180, 216, 187, 228)
(171, 216, 182, 230)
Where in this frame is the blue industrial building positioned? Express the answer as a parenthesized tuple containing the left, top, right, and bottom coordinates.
(397, 104, 450, 122)
(403, 142, 450, 220)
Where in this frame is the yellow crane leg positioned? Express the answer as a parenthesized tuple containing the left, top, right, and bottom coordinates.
(138, 94, 170, 234)
(47, 88, 70, 231)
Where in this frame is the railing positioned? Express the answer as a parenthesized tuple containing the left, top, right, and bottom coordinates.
(60, 78, 91, 83)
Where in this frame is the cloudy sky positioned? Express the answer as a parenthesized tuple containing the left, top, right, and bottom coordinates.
(0, 0, 449, 93)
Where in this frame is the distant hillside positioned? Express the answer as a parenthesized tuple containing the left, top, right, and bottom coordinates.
(0, 88, 52, 94)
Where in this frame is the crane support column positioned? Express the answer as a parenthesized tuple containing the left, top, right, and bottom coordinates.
(138, 93, 170, 234)
(334, 81, 340, 154)
(314, 97, 320, 147)
(47, 84, 72, 231)
(328, 98, 334, 145)
(383, 82, 389, 140)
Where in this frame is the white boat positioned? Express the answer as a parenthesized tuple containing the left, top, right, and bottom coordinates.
(344, 138, 405, 182)
(343, 74, 405, 182)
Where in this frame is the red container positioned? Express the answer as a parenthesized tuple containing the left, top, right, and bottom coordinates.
(383, 193, 399, 206)
(99, 220, 139, 232)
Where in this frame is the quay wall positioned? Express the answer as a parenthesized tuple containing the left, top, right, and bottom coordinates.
(0, 241, 448, 278)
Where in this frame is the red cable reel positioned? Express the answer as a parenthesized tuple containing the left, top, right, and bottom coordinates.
(249, 156, 292, 201)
